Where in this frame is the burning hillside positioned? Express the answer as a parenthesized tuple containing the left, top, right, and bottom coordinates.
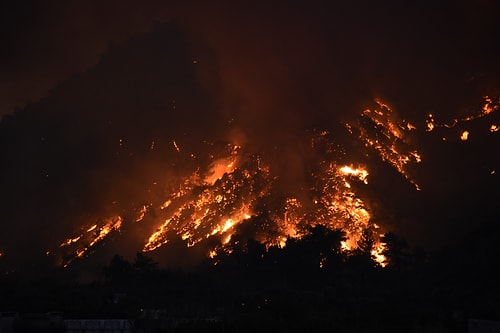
(0, 19, 499, 274)
(45, 96, 491, 268)
(52, 132, 380, 267)
(49, 91, 499, 269)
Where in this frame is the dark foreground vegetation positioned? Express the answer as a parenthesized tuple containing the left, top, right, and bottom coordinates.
(1, 221, 500, 333)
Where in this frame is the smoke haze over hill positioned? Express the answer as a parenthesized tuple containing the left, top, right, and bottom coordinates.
(0, 1, 499, 276)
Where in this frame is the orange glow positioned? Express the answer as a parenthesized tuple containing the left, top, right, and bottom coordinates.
(53, 99, 456, 267)
(339, 165, 369, 184)
(426, 114, 435, 132)
(135, 140, 382, 260)
(59, 236, 82, 247)
(372, 242, 387, 267)
(160, 200, 171, 210)
(49, 95, 500, 269)
(426, 96, 499, 134)
(406, 122, 417, 130)
(135, 205, 149, 222)
(57, 216, 123, 266)
(144, 219, 172, 252)
(482, 96, 498, 115)
(204, 157, 238, 184)
(172, 140, 180, 153)
(351, 100, 422, 189)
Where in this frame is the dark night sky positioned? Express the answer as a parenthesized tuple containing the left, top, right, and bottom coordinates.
(1, 0, 500, 273)
(2, 0, 499, 118)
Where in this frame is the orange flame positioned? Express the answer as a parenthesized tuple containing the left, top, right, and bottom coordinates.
(54, 98, 459, 267)
(426, 96, 500, 134)
(57, 216, 123, 266)
(350, 100, 422, 189)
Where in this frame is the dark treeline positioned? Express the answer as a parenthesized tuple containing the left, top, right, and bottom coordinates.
(1, 221, 500, 333)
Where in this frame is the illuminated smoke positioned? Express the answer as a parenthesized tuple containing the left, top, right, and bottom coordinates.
(49, 94, 500, 269)
(1, 4, 499, 276)
(56, 132, 386, 267)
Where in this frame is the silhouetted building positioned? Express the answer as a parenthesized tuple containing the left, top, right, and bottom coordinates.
(12, 312, 64, 333)
(64, 319, 132, 333)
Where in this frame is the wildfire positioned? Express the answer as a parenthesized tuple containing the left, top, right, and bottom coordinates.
(349, 100, 422, 189)
(142, 148, 265, 252)
(426, 96, 500, 134)
(57, 216, 123, 266)
(339, 165, 369, 184)
(54, 134, 389, 267)
(135, 204, 150, 222)
(371, 242, 387, 267)
(55, 97, 472, 268)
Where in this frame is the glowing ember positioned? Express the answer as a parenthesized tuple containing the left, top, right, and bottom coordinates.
(57, 216, 123, 266)
(426, 96, 500, 133)
(55, 97, 484, 267)
(172, 139, 180, 153)
(490, 124, 499, 132)
(341, 240, 350, 251)
(426, 114, 435, 132)
(135, 204, 150, 222)
(141, 145, 263, 252)
(59, 236, 82, 247)
(56, 134, 386, 267)
(339, 165, 369, 184)
(372, 242, 387, 267)
(349, 99, 422, 189)
(482, 96, 499, 115)
(160, 200, 171, 210)
(460, 130, 469, 141)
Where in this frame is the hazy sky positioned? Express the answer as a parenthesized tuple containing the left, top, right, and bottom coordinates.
(1, 0, 499, 118)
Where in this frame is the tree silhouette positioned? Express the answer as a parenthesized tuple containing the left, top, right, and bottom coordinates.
(103, 254, 132, 283)
(357, 228, 375, 255)
(280, 225, 346, 277)
(349, 227, 377, 268)
(133, 252, 158, 273)
(304, 225, 347, 269)
(381, 232, 409, 268)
